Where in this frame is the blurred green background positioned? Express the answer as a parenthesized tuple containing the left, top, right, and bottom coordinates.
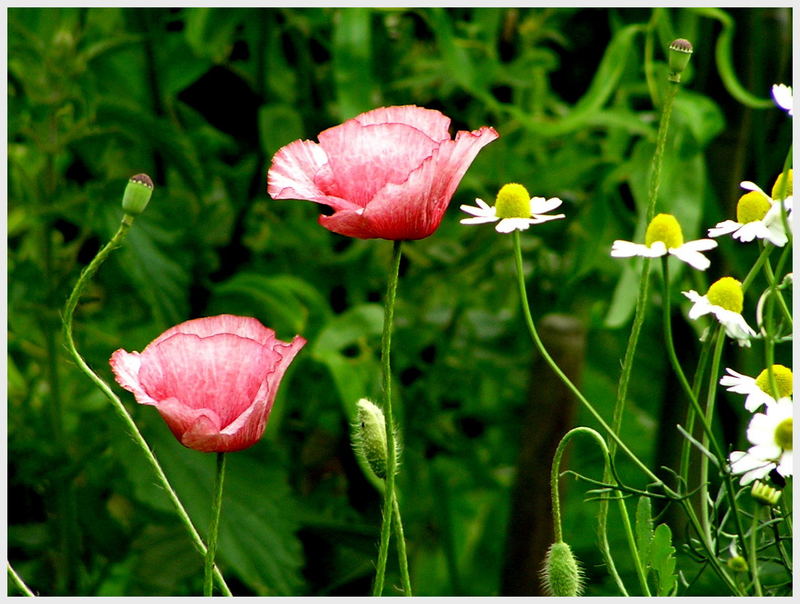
(7, 6, 792, 596)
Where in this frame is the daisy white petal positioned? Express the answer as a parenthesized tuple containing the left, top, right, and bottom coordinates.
(708, 220, 741, 238)
(530, 213, 566, 224)
(771, 83, 793, 116)
(669, 246, 711, 270)
(531, 197, 563, 214)
(496, 218, 531, 233)
(460, 215, 499, 225)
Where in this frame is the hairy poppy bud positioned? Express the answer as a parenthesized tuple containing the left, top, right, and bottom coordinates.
(352, 398, 398, 479)
(542, 541, 584, 596)
(122, 173, 154, 217)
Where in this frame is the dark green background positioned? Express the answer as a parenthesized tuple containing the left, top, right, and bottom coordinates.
(7, 6, 792, 596)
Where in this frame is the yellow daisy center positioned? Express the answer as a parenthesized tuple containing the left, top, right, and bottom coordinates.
(771, 169, 793, 200)
(495, 183, 531, 219)
(736, 191, 771, 224)
(706, 276, 743, 313)
(644, 213, 684, 248)
(754, 364, 793, 398)
(774, 417, 792, 450)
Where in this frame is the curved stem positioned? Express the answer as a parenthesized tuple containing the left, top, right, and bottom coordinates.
(372, 240, 408, 596)
(392, 492, 413, 596)
(512, 231, 661, 485)
(62, 218, 232, 596)
(550, 428, 646, 595)
(204, 452, 227, 597)
(7, 562, 35, 597)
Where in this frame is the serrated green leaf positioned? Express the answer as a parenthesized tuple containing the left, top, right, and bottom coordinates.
(651, 523, 677, 596)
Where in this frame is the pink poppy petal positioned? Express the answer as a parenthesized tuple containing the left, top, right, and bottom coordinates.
(353, 105, 452, 142)
(362, 126, 499, 240)
(318, 121, 440, 208)
(268, 139, 354, 212)
(109, 349, 157, 406)
(147, 315, 277, 349)
(139, 333, 279, 428)
(153, 397, 222, 448)
(318, 207, 377, 239)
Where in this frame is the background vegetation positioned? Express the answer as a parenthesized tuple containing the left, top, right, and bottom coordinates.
(7, 6, 792, 596)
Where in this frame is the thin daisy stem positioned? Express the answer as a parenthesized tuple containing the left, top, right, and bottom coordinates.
(775, 146, 792, 248)
(741, 243, 773, 293)
(763, 256, 792, 329)
(678, 329, 713, 492)
(511, 232, 660, 482)
(748, 504, 763, 596)
(7, 562, 35, 596)
(204, 452, 227, 597)
(372, 240, 410, 597)
(62, 216, 232, 596)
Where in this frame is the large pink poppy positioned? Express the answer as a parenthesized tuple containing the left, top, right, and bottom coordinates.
(110, 315, 306, 453)
(267, 105, 499, 240)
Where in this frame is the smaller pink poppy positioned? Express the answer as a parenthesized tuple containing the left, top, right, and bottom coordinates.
(110, 315, 305, 453)
(267, 105, 499, 240)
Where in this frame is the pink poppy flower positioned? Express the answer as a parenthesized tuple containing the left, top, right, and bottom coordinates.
(267, 105, 499, 240)
(110, 315, 305, 453)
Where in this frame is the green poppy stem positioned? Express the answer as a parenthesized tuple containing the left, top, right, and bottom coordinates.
(7, 562, 35, 597)
(62, 216, 233, 596)
(204, 452, 227, 596)
(372, 240, 411, 596)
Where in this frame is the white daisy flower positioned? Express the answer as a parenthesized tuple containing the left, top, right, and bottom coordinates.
(720, 364, 793, 412)
(708, 174, 793, 247)
(682, 276, 756, 347)
(729, 398, 793, 485)
(771, 83, 793, 116)
(460, 183, 565, 233)
(611, 213, 717, 271)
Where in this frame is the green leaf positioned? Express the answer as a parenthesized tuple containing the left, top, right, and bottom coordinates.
(634, 496, 654, 567)
(651, 523, 677, 596)
(184, 8, 241, 63)
(124, 422, 305, 595)
(258, 103, 305, 157)
(332, 8, 378, 120)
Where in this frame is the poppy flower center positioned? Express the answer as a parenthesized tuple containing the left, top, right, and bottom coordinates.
(774, 417, 793, 450)
(644, 213, 684, 249)
(771, 169, 793, 200)
(706, 276, 743, 313)
(495, 183, 531, 219)
(736, 191, 771, 224)
(755, 364, 793, 398)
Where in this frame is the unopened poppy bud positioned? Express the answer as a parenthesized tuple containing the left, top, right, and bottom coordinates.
(668, 38, 693, 82)
(542, 541, 584, 596)
(750, 480, 781, 506)
(122, 173, 154, 216)
(352, 399, 395, 479)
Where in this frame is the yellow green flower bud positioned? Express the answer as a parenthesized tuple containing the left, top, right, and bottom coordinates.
(645, 213, 684, 249)
(754, 364, 793, 399)
(736, 191, 771, 224)
(706, 277, 744, 313)
(122, 173, 154, 216)
(495, 183, 531, 219)
(771, 170, 793, 200)
(727, 555, 749, 573)
(542, 541, 584, 597)
(751, 480, 782, 506)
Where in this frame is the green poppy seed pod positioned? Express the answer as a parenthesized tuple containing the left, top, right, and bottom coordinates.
(542, 541, 584, 597)
(668, 38, 693, 82)
(353, 399, 390, 479)
(122, 173, 154, 216)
